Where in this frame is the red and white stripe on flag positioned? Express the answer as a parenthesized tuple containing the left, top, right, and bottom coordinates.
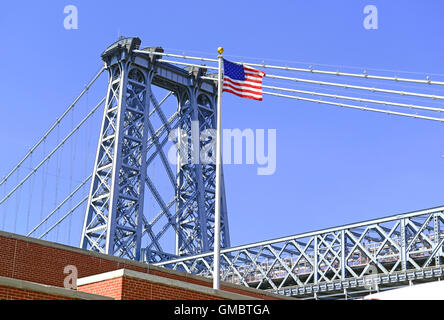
(222, 64, 266, 101)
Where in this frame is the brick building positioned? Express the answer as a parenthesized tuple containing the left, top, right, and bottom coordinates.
(0, 230, 291, 300)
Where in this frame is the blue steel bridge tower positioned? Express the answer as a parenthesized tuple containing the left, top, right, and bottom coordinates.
(80, 37, 230, 263)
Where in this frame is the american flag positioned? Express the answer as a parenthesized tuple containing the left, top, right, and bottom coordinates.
(222, 59, 266, 101)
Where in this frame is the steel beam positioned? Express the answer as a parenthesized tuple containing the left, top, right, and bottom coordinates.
(155, 206, 444, 299)
(81, 38, 230, 262)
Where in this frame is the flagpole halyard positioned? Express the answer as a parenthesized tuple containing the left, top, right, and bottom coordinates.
(213, 47, 224, 290)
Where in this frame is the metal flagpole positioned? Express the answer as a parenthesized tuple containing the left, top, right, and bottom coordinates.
(213, 47, 224, 290)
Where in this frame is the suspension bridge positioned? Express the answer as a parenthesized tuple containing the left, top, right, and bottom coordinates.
(1, 37, 443, 300)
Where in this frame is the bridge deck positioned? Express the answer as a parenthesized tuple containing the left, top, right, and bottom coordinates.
(155, 206, 444, 299)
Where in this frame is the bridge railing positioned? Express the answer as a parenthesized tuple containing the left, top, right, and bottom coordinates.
(154, 206, 444, 293)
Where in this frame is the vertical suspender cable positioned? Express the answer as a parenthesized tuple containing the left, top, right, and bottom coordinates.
(39, 140, 48, 223)
(13, 168, 20, 233)
(68, 106, 75, 245)
(26, 153, 34, 233)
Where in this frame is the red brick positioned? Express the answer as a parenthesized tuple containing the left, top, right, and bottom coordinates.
(0, 232, 286, 300)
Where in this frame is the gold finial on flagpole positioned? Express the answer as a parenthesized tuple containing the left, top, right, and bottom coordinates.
(217, 47, 224, 54)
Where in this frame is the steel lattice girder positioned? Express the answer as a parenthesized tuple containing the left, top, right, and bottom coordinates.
(80, 37, 230, 262)
(155, 206, 444, 298)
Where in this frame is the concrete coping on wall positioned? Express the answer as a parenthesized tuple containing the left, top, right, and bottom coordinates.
(0, 276, 112, 300)
(0, 230, 149, 269)
(78, 268, 261, 300)
(148, 265, 297, 300)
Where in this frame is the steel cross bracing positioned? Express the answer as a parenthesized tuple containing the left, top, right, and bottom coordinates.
(80, 37, 230, 262)
(154, 206, 444, 299)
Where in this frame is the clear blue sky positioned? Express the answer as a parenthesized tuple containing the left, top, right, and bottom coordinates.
(1, 1, 444, 250)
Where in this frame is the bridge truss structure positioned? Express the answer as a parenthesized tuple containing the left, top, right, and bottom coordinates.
(155, 206, 444, 299)
(80, 38, 230, 262)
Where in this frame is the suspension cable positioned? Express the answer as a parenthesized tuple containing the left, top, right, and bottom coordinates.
(140, 50, 444, 100)
(35, 91, 174, 240)
(263, 91, 444, 123)
(25, 153, 34, 232)
(157, 59, 218, 71)
(163, 47, 444, 77)
(0, 97, 105, 207)
(134, 50, 444, 85)
(241, 61, 444, 86)
(13, 169, 20, 233)
(38, 196, 88, 239)
(39, 141, 48, 221)
(133, 50, 218, 63)
(264, 74, 444, 101)
(0, 67, 105, 187)
(27, 174, 91, 237)
(262, 85, 444, 113)
(146, 55, 444, 102)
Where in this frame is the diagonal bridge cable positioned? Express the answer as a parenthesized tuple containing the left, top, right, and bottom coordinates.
(0, 67, 105, 187)
(26, 174, 91, 237)
(32, 91, 175, 239)
(38, 196, 88, 240)
(0, 97, 106, 207)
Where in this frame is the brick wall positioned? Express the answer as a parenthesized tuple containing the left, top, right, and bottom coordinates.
(0, 232, 146, 288)
(78, 275, 227, 300)
(122, 277, 226, 300)
(77, 277, 123, 300)
(148, 268, 281, 300)
(0, 285, 75, 300)
(0, 231, 289, 300)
